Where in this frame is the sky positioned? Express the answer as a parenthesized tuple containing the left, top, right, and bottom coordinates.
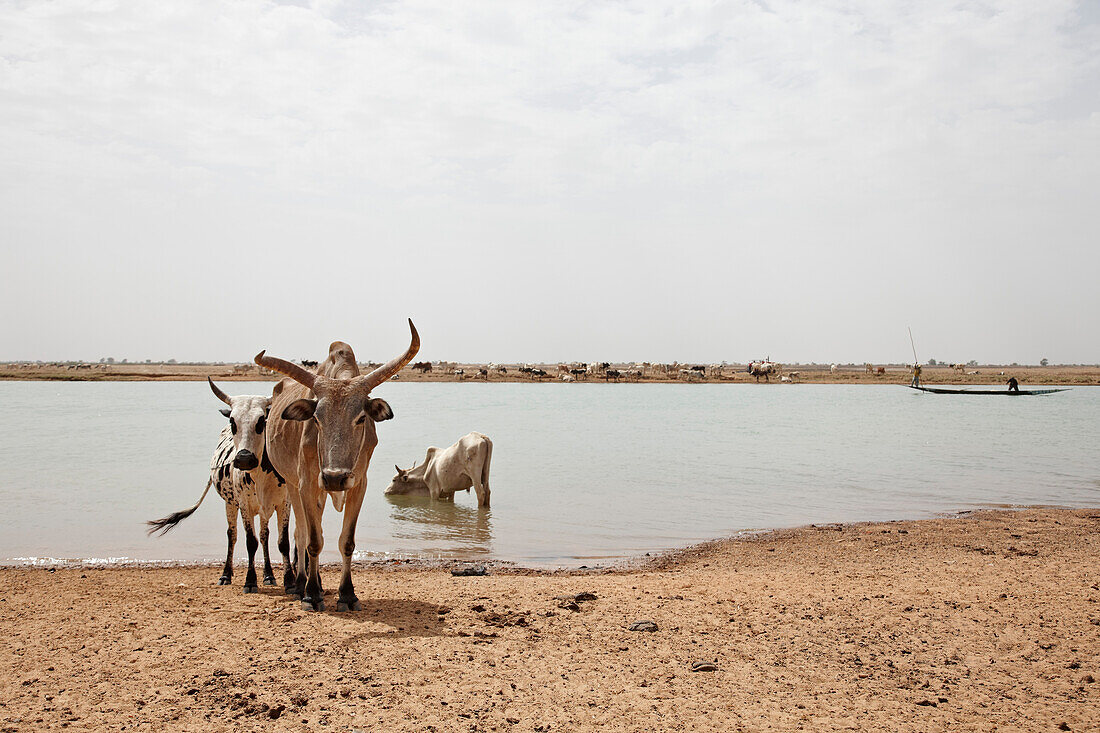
(1, 0, 1098, 365)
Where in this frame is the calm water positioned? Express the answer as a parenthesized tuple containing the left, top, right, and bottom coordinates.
(0, 382, 1096, 566)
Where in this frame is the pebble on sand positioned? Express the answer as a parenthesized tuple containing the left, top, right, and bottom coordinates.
(451, 566, 488, 577)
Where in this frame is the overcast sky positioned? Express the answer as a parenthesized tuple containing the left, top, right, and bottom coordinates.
(2, 0, 1098, 365)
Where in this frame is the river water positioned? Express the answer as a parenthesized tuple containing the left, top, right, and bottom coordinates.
(0, 381, 1095, 566)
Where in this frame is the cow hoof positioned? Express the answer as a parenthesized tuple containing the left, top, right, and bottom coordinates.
(336, 600, 362, 612)
(263, 576, 277, 586)
(218, 576, 231, 585)
(301, 600, 325, 612)
(243, 585, 258, 594)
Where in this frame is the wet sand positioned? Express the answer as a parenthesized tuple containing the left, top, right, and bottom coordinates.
(2, 507, 1098, 731)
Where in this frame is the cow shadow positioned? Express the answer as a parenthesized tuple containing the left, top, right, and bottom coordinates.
(251, 584, 447, 637)
(334, 597, 448, 639)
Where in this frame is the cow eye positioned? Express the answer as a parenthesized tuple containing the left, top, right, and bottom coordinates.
(230, 418, 238, 434)
(255, 415, 266, 434)
(355, 413, 366, 425)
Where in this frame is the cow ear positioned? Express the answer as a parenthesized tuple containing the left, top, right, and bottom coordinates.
(282, 398, 317, 421)
(219, 408, 231, 418)
(366, 398, 393, 422)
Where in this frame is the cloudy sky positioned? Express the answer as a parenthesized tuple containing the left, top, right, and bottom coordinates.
(2, 0, 1097, 364)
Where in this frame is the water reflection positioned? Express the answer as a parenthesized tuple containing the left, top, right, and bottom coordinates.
(384, 494, 493, 558)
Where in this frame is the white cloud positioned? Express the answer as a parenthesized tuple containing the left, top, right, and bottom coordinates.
(1, 0, 1097, 363)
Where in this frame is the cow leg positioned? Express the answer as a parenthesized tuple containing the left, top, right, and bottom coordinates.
(471, 472, 490, 508)
(298, 484, 326, 612)
(286, 484, 309, 600)
(242, 512, 259, 594)
(276, 500, 295, 592)
(336, 486, 365, 612)
(219, 502, 237, 585)
(259, 508, 277, 586)
(303, 515, 325, 612)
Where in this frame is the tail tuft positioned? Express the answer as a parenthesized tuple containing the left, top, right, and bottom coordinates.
(145, 507, 197, 536)
(146, 477, 214, 537)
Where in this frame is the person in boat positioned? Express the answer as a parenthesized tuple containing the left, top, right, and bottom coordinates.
(1007, 376, 1020, 392)
(910, 363, 922, 388)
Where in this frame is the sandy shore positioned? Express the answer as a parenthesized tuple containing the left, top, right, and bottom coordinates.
(2, 507, 1098, 731)
(2, 362, 1097, 385)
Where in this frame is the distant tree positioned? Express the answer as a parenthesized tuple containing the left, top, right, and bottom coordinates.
(1040, 358, 1049, 366)
(105, 357, 115, 364)
(121, 359, 128, 364)
(967, 360, 978, 367)
(927, 358, 937, 366)
(167, 359, 177, 364)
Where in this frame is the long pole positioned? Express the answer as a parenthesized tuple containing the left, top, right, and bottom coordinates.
(908, 327, 919, 365)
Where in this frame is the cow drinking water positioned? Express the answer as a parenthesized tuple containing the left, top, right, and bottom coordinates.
(385, 432, 493, 508)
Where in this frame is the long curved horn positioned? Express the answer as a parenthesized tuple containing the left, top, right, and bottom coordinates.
(358, 319, 420, 390)
(207, 377, 232, 406)
(254, 350, 317, 391)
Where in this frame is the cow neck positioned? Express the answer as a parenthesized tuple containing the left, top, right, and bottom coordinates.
(260, 434, 286, 486)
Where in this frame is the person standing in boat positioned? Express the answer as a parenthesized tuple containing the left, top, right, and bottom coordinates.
(911, 363, 922, 388)
(1007, 376, 1020, 392)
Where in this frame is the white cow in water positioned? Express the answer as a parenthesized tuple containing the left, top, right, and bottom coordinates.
(385, 432, 493, 507)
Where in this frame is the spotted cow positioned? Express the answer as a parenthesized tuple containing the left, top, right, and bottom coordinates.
(148, 379, 294, 594)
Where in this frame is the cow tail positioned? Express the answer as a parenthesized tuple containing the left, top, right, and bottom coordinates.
(146, 476, 215, 536)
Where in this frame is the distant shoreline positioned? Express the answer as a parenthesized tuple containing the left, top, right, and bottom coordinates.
(1, 362, 1097, 386)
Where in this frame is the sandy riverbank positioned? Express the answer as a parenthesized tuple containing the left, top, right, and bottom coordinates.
(2, 507, 1098, 731)
(2, 362, 1097, 385)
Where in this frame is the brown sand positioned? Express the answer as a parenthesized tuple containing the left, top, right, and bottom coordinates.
(2, 361, 1098, 385)
(2, 507, 1098, 732)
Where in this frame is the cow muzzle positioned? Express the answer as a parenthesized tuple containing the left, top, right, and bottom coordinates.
(321, 469, 354, 492)
(233, 450, 259, 471)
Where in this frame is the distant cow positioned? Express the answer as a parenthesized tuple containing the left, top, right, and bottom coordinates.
(748, 361, 778, 382)
(386, 432, 493, 507)
(876, 367, 886, 375)
(605, 369, 621, 382)
(411, 361, 432, 373)
(569, 368, 588, 380)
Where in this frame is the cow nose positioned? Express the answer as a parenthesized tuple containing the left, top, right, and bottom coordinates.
(233, 450, 259, 470)
(322, 470, 352, 491)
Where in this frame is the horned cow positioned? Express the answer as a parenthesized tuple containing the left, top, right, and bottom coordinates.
(148, 379, 294, 594)
(256, 321, 419, 612)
